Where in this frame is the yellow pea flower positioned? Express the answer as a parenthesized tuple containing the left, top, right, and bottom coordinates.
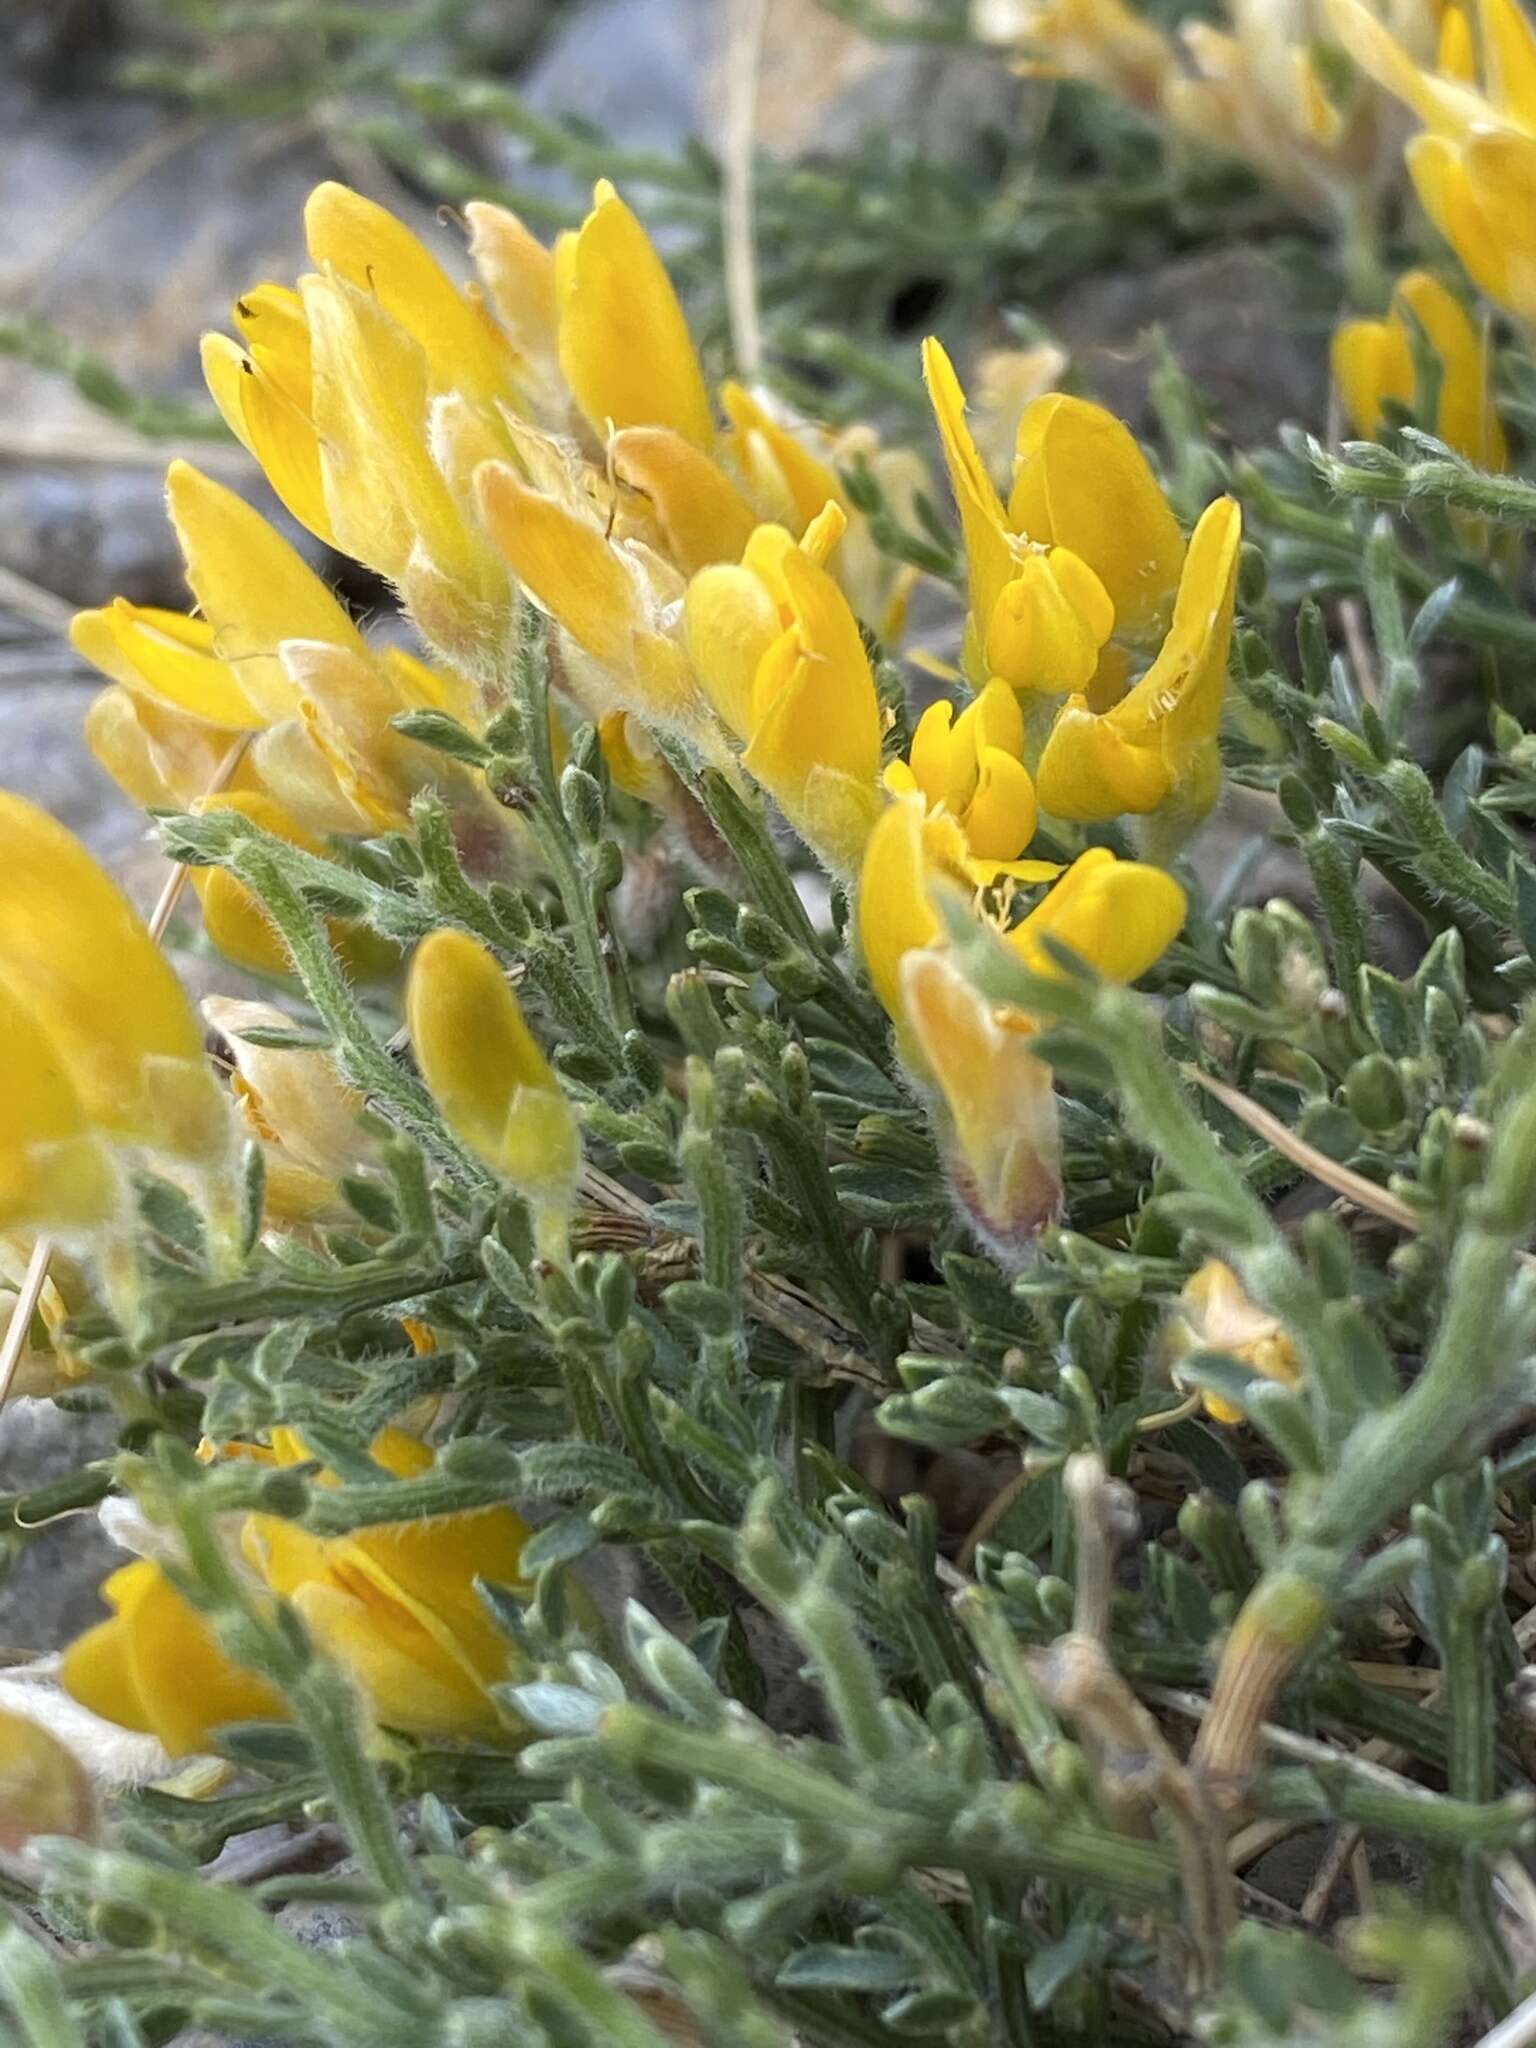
(1006, 843, 1188, 982)
(976, 0, 1174, 116)
(68, 600, 264, 731)
(61, 1559, 285, 1761)
(243, 1428, 533, 1744)
(204, 996, 380, 1231)
(609, 425, 760, 579)
(164, 460, 364, 724)
(0, 1706, 99, 1851)
(857, 803, 1186, 1255)
(406, 930, 582, 1253)
(683, 510, 883, 875)
(982, 0, 1440, 225)
(464, 199, 562, 403)
(202, 283, 335, 550)
(0, 796, 226, 1167)
(302, 181, 515, 407)
(1033, 495, 1243, 832)
(63, 1429, 534, 1753)
(84, 684, 249, 817)
(883, 677, 1061, 884)
(475, 456, 700, 738)
(1328, 0, 1536, 321)
(923, 339, 1186, 691)
(555, 179, 715, 451)
(1164, 1257, 1302, 1423)
(0, 979, 118, 1236)
(1333, 268, 1506, 465)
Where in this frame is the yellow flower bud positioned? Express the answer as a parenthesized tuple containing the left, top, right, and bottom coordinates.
(190, 792, 399, 983)
(406, 930, 581, 1247)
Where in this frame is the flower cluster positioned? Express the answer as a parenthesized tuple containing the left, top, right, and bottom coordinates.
(26, 163, 1263, 1784)
(975, 0, 1442, 224)
(1329, 0, 1536, 323)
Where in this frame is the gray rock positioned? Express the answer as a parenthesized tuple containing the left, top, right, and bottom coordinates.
(1050, 244, 1330, 451)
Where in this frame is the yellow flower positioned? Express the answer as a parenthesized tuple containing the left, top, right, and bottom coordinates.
(0, 979, 119, 1237)
(1333, 268, 1507, 465)
(204, 996, 380, 1230)
(68, 600, 265, 731)
(883, 677, 1060, 883)
(983, 0, 1440, 223)
(61, 1559, 285, 1761)
(187, 791, 399, 982)
(62, 1430, 533, 1753)
(1329, 0, 1536, 321)
(1033, 496, 1243, 827)
(682, 509, 884, 875)
(922, 339, 1185, 690)
(0, 796, 226, 1167)
(901, 948, 1065, 1254)
(406, 930, 581, 1250)
(241, 1427, 533, 1744)
(204, 185, 513, 668)
(555, 178, 715, 451)
(0, 1706, 99, 1851)
(857, 803, 1187, 1254)
(474, 454, 700, 737)
(1165, 1257, 1302, 1422)
(77, 467, 482, 849)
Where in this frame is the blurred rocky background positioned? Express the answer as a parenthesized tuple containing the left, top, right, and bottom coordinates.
(0, 0, 1329, 1655)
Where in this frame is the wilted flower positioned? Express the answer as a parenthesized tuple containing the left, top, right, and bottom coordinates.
(1164, 1257, 1302, 1421)
(204, 997, 380, 1229)
(0, 1705, 99, 1852)
(62, 1428, 533, 1754)
(1329, 0, 1536, 323)
(406, 930, 582, 1253)
(857, 798, 1186, 1254)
